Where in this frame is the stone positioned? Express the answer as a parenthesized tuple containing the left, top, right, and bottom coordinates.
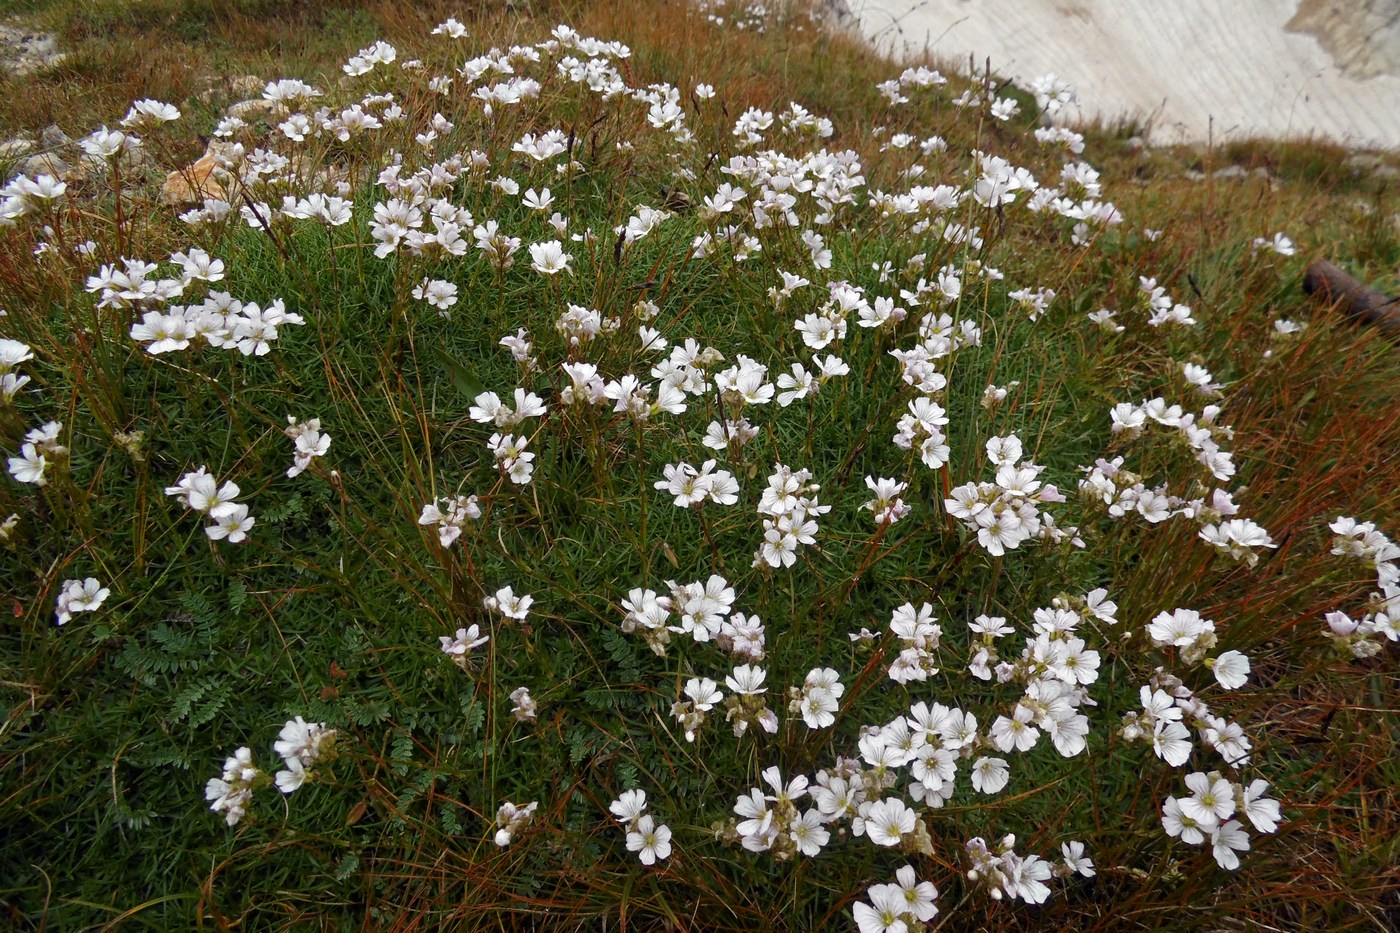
(22, 152, 71, 179)
(0, 21, 66, 75)
(161, 151, 227, 205)
(229, 74, 264, 97)
(0, 137, 35, 162)
(225, 98, 276, 120)
(40, 124, 71, 150)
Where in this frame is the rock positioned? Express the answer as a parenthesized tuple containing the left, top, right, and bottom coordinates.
(200, 74, 263, 105)
(229, 74, 264, 97)
(161, 151, 228, 205)
(1124, 135, 1149, 152)
(0, 21, 65, 75)
(225, 98, 276, 120)
(40, 124, 71, 150)
(1347, 152, 1384, 170)
(1211, 165, 1249, 179)
(0, 137, 35, 162)
(22, 152, 71, 179)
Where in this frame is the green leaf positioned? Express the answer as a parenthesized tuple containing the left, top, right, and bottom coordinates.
(435, 348, 485, 400)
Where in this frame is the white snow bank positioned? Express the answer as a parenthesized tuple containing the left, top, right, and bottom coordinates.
(849, 0, 1400, 149)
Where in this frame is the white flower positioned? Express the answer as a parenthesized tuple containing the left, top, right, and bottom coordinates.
(8, 443, 46, 485)
(274, 716, 336, 769)
(439, 625, 489, 656)
(970, 756, 1009, 794)
(1251, 232, 1296, 257)
(1152, 719, 1193, 767)
(485, 585, 533, 620)
(1149, 608, 1213, 648)
(891, 864, 938, 920)
(626, 814, 672, 864)
(0, 339, 34, 371)
(274, 758, 307, 793)
(80, 126, 141, 160)
(1211, 650, 1250, 690)
(55, 577, 110, 625)
(1209, 819, 1250, 869)
(726, 664, 768, 695)
(1162, 796, 1205, 844)
(431, 17, 468, 37)
(121, 99, 180, 128)
(609, 789, 648, 824)
(986, 434, 1022, 466)
(863, 797, 916, 846)
(206, 504, 255, 543)
(1181, 772, 1236, 827)
(684, 677, 722, 712)
(799, 687, 838, 729)
(510, 686, 538, 721)
(789, 808, 830, 857)
(412, 278, 459, 311)
(1060, 840, 1096, 877)
(853, 884, 910, 933)
(1241, 779, 1281, 833)
(522, 188, 554, 211)
(990, 706, 1040, 753)
(529, 239, 572, 275)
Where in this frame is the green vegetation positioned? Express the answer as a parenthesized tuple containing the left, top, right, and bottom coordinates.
(0, 1, 1396, 929)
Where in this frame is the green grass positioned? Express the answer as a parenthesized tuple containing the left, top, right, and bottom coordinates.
(0, 1, 1398, 929)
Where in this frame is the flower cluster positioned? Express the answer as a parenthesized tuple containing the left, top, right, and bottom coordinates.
(1121, 671, 1254, 769)
(418, 494, 481, 547)
(130, 292, 304, 357)
(54, 577, 110, 625)
(484, 585, 533, 622)
(1138, 275, 1196, 328)
(165, 466, 255, 542)
(672, 676, 723, 741)
(272, 716, 338, 793)
(206, 717, 335, 825)
(4, 11, 1359, 923)
(8, 421, 66, 486)
(283, 416, 330, 478)
(754, 463, 829, 568)
(609, 789, 672, 865)
(945, 434, 1072, 555)
(789, 667, 844, 729)
(0, 338, 33, 403)
(730, 766, 834, 859)
(205, 747, 263, 827)
(892, 397, 950, 470)
(964, 834, 1092, 904)
(656, 459, 740, 508)
(1147, 607, 1251, 689)
(885, 603, 942, 684)
(852, 865, 939, 933)
(1323, 516, 1400, 655)
(1161, 772, 1280, 869)
(493, 800, 538, 846)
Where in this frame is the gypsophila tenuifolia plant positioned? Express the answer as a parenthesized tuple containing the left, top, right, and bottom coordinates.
(1, 3, 1398, 929)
